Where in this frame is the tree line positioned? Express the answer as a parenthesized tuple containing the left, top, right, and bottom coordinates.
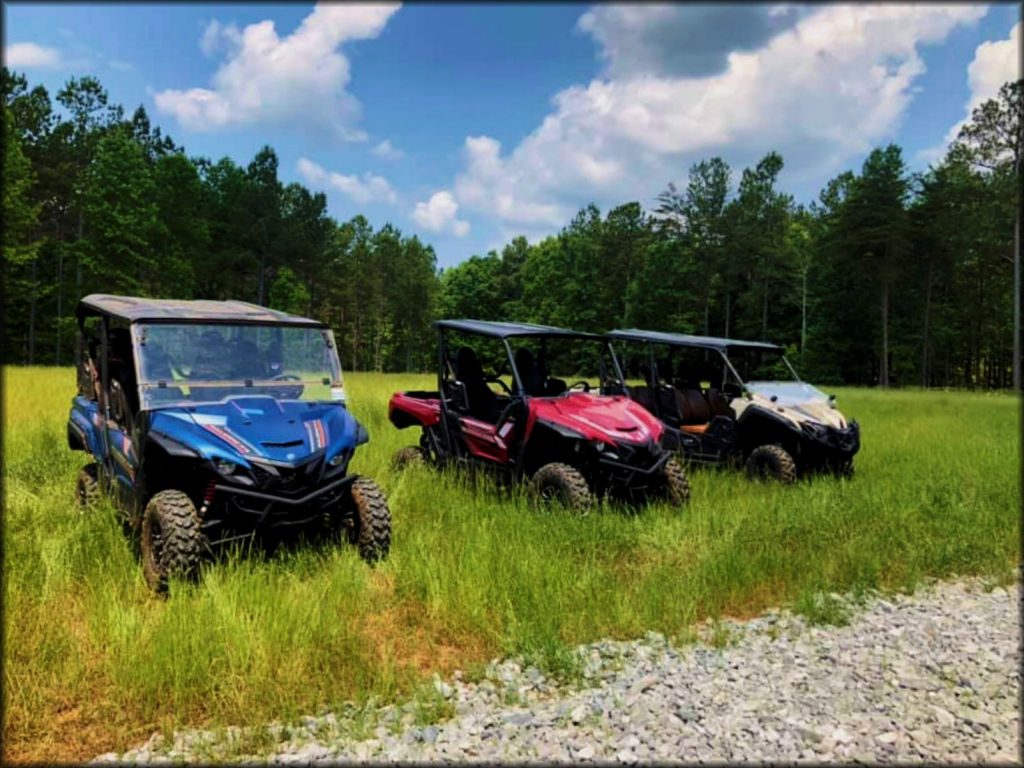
(2, 69, 439, 373)
(441, 81, 1021, 389)
(3, 68, 1020, 387)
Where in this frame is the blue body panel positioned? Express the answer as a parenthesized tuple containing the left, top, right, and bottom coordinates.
(147, 397, 362, 468)
(69, 395, 365, 479)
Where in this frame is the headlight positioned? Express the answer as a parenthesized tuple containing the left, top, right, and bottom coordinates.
(215, 459, 237, 475)
(328, 453, 346, 467)
(588, 439, 619, 460)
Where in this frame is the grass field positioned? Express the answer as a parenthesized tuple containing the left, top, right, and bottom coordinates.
(2, 367, 1019, 762)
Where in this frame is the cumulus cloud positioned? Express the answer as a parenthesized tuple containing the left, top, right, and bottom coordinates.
(371, 139, 404, 161)
(5, 42, 61, 68)
(296, 158, 397, 205)
(412, 191, 470, 237)
(965, 20, 1021, 111)
(155, 3, 400, 140)
(919, 21, 1020, 164)
(450, 4, 986, 231)
(577, 4, 812, 78)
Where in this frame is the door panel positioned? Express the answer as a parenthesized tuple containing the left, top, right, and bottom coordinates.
(458, 416, 512, 464)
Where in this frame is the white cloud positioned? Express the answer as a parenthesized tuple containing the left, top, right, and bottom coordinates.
(966, 21, 1020, 111)
(371, 139, 404, 161)
(155, 3, 400, 140)
(920, 21, 1020, 164)
(5, 42, 61, 68)
(296, 158, 397, 205)
(412, 191, 470, 237)
(450, 4, 986, 232)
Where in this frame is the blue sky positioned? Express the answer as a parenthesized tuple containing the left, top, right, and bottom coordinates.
(4, 2, 1021, 268)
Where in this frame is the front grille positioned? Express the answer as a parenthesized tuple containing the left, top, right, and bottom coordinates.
(249, 461, 277, 488)
(614, 440, 660, 469)
(247, 456, 323, 493)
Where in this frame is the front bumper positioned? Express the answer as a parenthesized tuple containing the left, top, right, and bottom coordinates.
(800, 420, 860, 459)
(592, 440, 671, 489)
(204, 454, 356, 531)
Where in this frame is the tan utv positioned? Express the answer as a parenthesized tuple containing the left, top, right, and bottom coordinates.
(608, 329, 860, 483)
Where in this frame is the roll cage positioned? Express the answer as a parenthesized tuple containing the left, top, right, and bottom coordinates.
(433, 319, 626, 418)
(608, 328, 797, 396)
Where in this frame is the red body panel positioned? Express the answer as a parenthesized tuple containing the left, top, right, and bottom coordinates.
(389, 389, 662, 465)
(459, 416, 511, 463)
(388, 392, 441, 427)
(525, 393, 664, 446)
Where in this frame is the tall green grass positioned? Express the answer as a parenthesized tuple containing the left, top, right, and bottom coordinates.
(3, 368, 1019, 761)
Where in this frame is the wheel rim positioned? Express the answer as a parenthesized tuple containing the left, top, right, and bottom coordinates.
(539, 483, 560, 505)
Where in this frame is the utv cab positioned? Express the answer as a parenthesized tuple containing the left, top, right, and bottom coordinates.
(67, 294, 391, 591)
(608, 329, 860, 482)
(388, 320, 689, 510)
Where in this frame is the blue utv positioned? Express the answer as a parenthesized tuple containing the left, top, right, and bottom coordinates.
(67, 294, 391, 591)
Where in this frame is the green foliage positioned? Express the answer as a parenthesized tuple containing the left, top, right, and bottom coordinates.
(1, 65, 1019, 388)
(268, 266, 310, 315)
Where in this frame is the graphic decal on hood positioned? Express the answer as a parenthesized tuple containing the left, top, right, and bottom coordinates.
(304, 419, 327, 451)
(202, 423, 258, 455)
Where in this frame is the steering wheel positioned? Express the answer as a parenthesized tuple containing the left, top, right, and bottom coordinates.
(267, 373, 303, 399)
(568, 380, 591, 392)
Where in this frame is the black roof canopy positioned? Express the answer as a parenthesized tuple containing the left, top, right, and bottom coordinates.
(434, 319, 606, 341)
(76, 294, 326, 327)
(608, 329, 784, 353)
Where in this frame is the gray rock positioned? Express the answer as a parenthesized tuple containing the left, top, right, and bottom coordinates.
(95, 577, 1019, 766)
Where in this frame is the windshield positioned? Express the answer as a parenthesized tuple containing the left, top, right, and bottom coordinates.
(135, 323, 344, 409)
(745, 380, 830, 404)
(724, 346, 797, 385)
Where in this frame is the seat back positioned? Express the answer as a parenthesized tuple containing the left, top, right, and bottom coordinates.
(654, 385, 684, 425)
(630, 385, 656, 414)
(681, 389, 711, 424)
(455, 347, 500, 422)
(706, 388, 734, 418)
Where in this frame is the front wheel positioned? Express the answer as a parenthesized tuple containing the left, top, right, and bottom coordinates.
(530, 462, 595, 512)
(345, 477, 392, 563)
(75, 463, 100, 509)
(655, 458, 691, 504)
(140, 490, 204, 593)
(745, 445, 797, 485)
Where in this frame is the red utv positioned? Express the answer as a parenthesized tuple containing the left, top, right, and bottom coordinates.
(388, 320, 689, 510)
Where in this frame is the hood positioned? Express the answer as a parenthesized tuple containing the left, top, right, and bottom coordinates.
(529, 392, 663, 445)
(738, 381, 848, 429)
(149, 396, 362, 467)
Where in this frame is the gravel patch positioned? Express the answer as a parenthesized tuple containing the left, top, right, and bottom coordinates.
(93, 576, 1020, 764)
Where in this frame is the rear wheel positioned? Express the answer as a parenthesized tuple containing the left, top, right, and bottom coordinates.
(141, 490, 203, 593)
(530, 462, 595, 512)
(75, 463, 100, 509)
(392, 445, 425, 469)
(745, 445, 797, 485)
(345, 477, 391, 563)
(655, 458, 691, 504)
